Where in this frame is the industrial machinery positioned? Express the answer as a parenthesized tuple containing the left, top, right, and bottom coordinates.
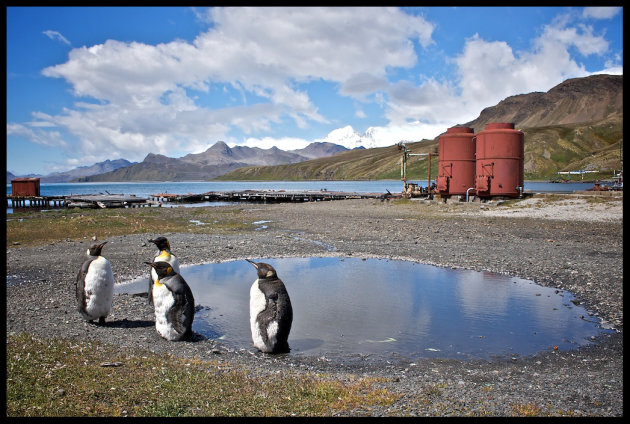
(395, 122, 525, 202)
(398, 142, 437, 198)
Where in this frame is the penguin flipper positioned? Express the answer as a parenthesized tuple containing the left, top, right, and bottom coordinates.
(76, 258, 93, 311)
(162, 276, 195, 338)
(166, 290, 194, 338)
(147, 275, 154, 305)
(273, 293, 293, 353)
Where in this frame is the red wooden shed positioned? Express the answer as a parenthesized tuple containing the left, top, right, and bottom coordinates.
(11, 177, 41, 197)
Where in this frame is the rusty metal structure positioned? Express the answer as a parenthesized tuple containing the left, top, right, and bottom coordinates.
(475, 123, 524, 198)
(398, 142, 437, 198)
(437, 127, 476, 198)
(396, 122, 525, 202)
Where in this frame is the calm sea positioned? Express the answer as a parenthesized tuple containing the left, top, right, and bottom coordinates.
(6, 180, 595, 199)
(6, 180, 596, 213)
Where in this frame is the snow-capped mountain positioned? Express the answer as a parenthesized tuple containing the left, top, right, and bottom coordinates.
(320, 125, 374, 149)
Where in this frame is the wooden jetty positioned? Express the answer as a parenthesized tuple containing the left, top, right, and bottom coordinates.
(7, 195, 67, 208)
(65, 194, 152, 209)
(151, 189, 399, 203)
(7, 193, 153, 209)
(7, 189, 397, 209)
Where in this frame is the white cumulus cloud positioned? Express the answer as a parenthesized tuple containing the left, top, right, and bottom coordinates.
(30, 7, 436, 164)
(8, 6, 622, 169)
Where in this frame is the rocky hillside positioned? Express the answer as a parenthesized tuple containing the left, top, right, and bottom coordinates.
(219, 74, 623, 181)
(465, 74, 623, 178)
(465, 74, 622, 130)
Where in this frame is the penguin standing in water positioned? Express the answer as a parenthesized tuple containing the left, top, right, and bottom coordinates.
(76, 241, 114, 324)
(246, 259, 293, 353)
(145, 261, 194, 341)
(147, 237, 180, 305)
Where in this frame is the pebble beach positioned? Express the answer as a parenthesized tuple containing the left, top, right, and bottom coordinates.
(6, 193, 623, 416)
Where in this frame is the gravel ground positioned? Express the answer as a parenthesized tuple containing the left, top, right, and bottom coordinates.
(6, 194, 623, 416)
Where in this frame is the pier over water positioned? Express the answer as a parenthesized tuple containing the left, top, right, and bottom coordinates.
(7, 189, 396, 209)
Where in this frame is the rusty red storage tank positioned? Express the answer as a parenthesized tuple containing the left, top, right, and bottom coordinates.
(475, 123, 524, 198)
(437, 126, 476, 197)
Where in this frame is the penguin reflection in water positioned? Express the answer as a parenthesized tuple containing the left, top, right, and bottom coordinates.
(147, 237, 180, 305)
(246, 259, 293, 353)
(145, 261, 194, 341)
(76, 241, 114, 324)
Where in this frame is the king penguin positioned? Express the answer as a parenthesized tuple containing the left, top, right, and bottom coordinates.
(145, 261, 195, 341)
(76, 241, 114, 324)
(246, 259, 293, 353)
(147, 237, 180, 305)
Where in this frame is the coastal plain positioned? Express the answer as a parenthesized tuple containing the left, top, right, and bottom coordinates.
(6, 194, 623, 416)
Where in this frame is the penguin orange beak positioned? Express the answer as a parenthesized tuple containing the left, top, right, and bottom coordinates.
(99, 241, 108, 248)
(144, 261, 155, 268)
(246, 259, 259, 269)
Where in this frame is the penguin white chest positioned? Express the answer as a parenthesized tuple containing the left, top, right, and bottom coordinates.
(249, 280, 268, 349)
(82, 256, 114, 320)
(152, 282, 180, 340)
(249, 280, 280, 352)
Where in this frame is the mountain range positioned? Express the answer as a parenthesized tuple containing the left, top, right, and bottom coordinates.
(72, 141, 350, 182)
(6, 142, 349, 184)
(218, 74, 623, 181)
(6, 159, 136, 184)
(7, 74, 622, 183)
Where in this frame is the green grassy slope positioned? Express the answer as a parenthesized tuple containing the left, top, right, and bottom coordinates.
(215, 140, 440, 181)
(216, 116, 622, 181)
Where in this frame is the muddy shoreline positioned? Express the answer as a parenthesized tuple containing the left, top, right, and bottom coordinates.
(6, 198, 623, 416)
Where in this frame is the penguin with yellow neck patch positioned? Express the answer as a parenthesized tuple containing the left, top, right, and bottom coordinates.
(145, 261, 195, 341)
(76, 241, 114, 324)
(246, 259, 293, 353)
(147, 237, 180, 305)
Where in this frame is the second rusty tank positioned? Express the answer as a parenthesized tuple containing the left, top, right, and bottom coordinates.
(475, 123, 524, 198)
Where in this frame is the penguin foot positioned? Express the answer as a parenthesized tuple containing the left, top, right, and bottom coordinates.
(98, 317, 106, 325)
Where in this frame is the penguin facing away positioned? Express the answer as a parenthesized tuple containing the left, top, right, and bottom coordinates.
(246, 259, 293, 354)
(145, 261, 194, 341)
(147, 237, 180, 305)
(76, 241, 114, 324)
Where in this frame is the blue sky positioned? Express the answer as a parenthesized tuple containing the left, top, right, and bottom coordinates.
(6, 6, 623, 176)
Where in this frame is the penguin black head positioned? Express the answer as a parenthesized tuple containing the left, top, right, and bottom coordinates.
(87, 241, 107, 257)
(145, 261, 176, 279)
(246, 259, 278, 280)
(149, 237, 171, 251)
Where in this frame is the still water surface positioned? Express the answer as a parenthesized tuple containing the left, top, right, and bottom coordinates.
(6, 180, 595, 213)
(115, 257, 612, 361)
(7, 180, 595, 198)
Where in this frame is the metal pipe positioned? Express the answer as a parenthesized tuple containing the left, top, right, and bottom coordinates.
(466, 187, 475, 202)
(427, 153, 432, 196)
(516, 186, 523, 198)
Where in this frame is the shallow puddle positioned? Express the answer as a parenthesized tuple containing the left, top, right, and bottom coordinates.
(116, 257, 613, 361)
